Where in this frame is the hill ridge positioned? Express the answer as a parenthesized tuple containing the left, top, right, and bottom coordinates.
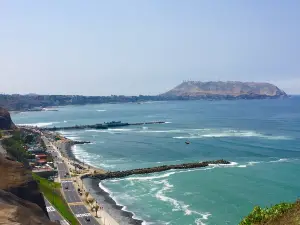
(161, 81, 286, 98)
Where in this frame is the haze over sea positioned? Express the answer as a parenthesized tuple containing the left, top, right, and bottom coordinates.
(12, 98, 300, 225)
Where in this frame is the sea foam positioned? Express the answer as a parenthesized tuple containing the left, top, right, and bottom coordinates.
(17, 121, 59, 127)
(173, 129, 292, 140)
(155, 180, 211, 224)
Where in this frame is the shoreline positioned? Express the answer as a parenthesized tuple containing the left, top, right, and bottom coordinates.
(83, 177, 144, 225)
(58, 138, 145, 225)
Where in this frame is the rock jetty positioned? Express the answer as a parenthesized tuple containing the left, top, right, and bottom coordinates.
(72, 140, 91, 144)
(92, 159, 230, 180)
(41, 121, 166, 131)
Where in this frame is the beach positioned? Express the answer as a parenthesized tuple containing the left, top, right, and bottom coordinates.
(84, 177, 143, 225)
(55, 137, 143, 225)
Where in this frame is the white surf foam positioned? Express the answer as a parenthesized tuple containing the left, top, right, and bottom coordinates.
(270, 158, 290, 163)
(99, 182, 147, 224)
(99, 182, 112, 195)
(173, 129, 292, 140)
(237, 165, 247, 168)
(155, 180, 211, 224)
(108, 128, 133, 132)
(139, 129, 182, 133)
(96, 109, 107, 112)
(248, 161, 262, 166)
(17, 122, 59, 127)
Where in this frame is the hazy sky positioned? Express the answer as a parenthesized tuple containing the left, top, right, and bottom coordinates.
(1, 1, 299, 95)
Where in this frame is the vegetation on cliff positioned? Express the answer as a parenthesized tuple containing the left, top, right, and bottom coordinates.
(32, 174, 79, 225)
(2, 131, 35, 165)
(240, 200, 300, 225)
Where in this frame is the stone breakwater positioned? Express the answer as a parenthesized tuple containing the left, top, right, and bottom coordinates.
(87, 159, 230, 180)
(72, 140, 91, 144)
(41, 121, 166, 131)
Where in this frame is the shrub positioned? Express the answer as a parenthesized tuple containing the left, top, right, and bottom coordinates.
(240, 202, 294, 225)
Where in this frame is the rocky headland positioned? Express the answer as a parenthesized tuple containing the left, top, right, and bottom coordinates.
(161, 81, 287, 99)
(0, 107, 16, 130)
(0, 154, 55, 225)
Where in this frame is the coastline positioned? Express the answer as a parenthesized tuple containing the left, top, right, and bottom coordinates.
(59, 138, 144, 225)
(83, 177, 144, 225)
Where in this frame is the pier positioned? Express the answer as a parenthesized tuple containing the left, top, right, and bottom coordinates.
(86, 159, 230, 180)
(41, 121, 166, 131)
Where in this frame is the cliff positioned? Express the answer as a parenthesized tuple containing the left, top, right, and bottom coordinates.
(161, 81, 287, 99)
(0, 107, 16, 130)
(0, 189, 56, 225)
(0, 154, 54, 225)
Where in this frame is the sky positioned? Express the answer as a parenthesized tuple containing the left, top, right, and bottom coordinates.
(0, 0, 299, 95)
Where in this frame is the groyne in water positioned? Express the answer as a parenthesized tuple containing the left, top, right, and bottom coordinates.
(86, 159, 230, 180)
(41, 121, 166, 131)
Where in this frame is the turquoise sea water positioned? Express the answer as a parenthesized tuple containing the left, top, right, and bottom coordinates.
(12, 98, 300, 225)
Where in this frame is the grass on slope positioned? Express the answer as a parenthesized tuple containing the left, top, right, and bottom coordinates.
(32, 173, 79, 225)
(2, 131, 34, 165)
(240, 200, 300, 225)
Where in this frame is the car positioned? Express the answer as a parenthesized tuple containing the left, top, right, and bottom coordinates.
(85, 217, 90, 222)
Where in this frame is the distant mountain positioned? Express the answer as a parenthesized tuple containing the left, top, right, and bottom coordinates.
(0, 82, 288, 111)
(161, 81, 287, 99)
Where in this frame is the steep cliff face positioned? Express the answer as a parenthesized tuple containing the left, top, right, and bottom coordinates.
(0, 107, 16, 130)
(162, 81, 287, 98)
(0, 189, 56, 225)
(0, 155, 53, 224)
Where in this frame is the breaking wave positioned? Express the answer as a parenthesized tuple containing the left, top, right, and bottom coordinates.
(96, 109, 107, 112)
(17, 121, 60, 127)
(154, 179, 211, 225)
(84, 127, 292, 141)
(173, 129, 292, 140)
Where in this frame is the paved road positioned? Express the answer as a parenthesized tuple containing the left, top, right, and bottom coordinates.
(42, 136, 101, 225)
(71, 205, 99, 225)
(44, 197, 69, 225)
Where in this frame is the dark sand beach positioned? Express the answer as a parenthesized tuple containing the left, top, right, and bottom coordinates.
(56, 139, 144, 225)
(83, 177, 143, 225)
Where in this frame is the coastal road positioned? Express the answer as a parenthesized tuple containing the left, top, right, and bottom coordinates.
(70, 205, 99, 225)
(42, 136, 101, 225)
(44, 197, 69, 225)
(57, 162, 71, 179)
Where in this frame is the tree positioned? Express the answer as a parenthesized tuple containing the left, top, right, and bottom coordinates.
(24, 134, 34, 144)
(94, 205, 100, 217)
(88, 198, 95, 206)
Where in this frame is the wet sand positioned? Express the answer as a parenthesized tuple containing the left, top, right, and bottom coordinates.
(56, 138, 143, 225)
(83, 177, 143, 225)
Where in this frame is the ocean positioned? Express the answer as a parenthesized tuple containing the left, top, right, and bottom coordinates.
(12, 98, 300, 225)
